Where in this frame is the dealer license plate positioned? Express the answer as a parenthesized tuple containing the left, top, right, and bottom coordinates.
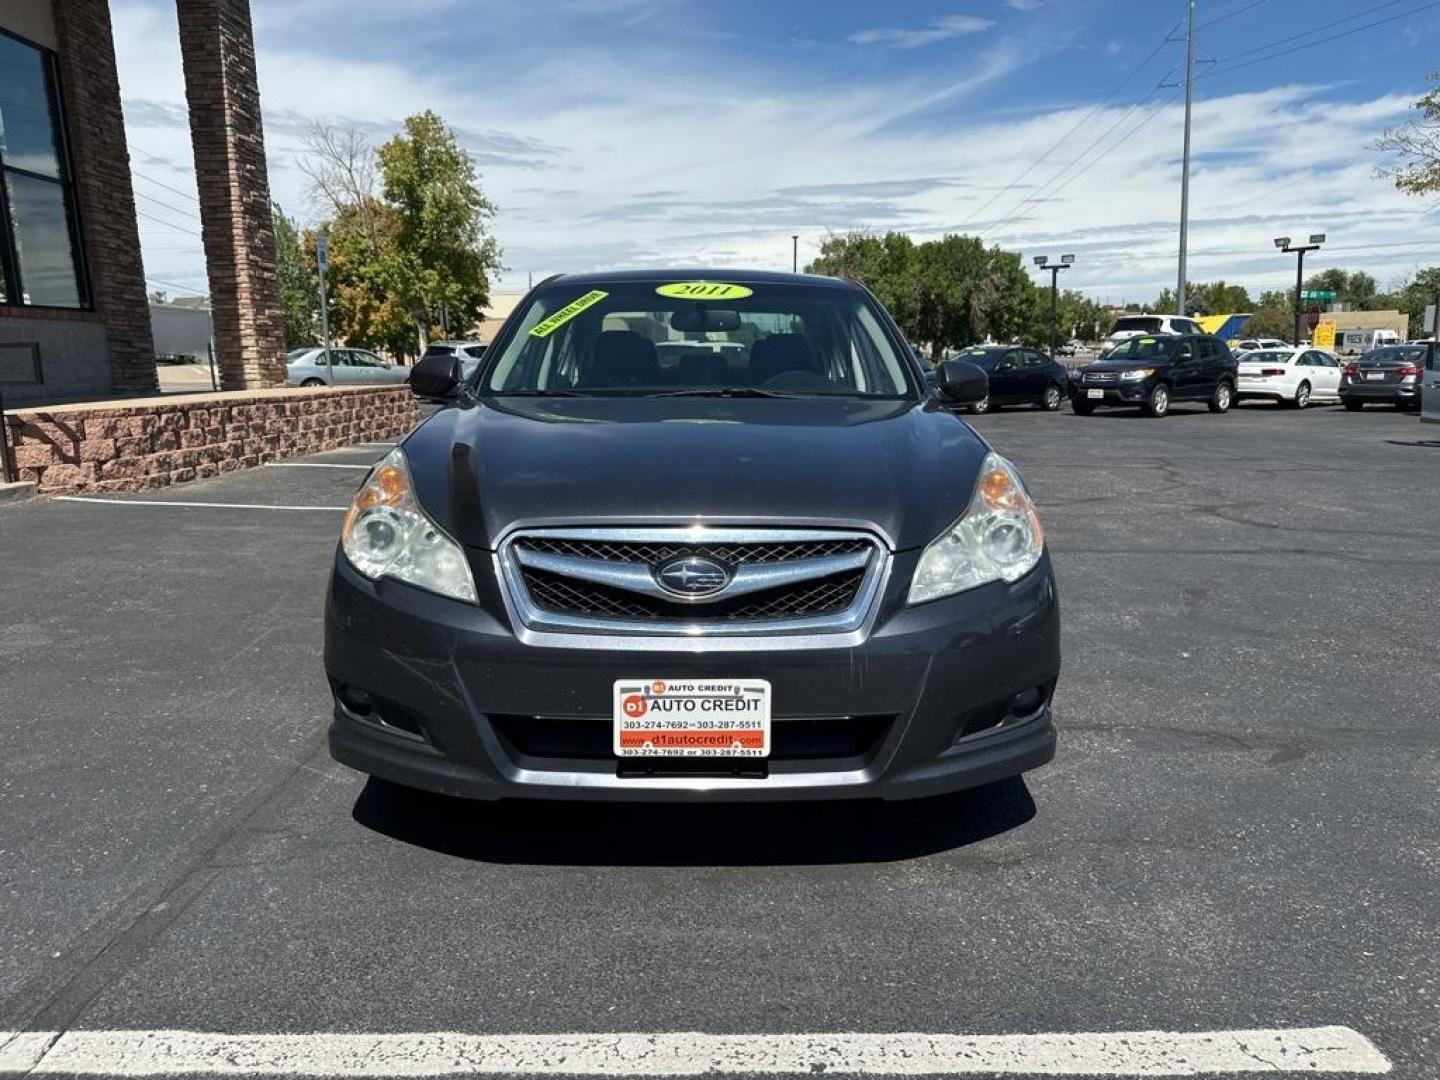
(1087, 388, 1104, 399)
(613, 679, 771, 758)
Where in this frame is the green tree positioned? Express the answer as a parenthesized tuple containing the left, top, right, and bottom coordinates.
(1375, 72, 1440, 196)
(808, 231, 919, 332)
(1389, 266, 1440, 336)
(1151, 281, 1251, 316)
(377, 111, 503, 349)
(1304, 268, 1378, 308)
(273, 202, 319, 348)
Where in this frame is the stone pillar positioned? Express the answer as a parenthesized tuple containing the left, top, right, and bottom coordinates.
(51, 0, 158, 393)
(175, 0, 285, 389)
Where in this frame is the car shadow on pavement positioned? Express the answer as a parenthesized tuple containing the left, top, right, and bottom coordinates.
(350, 776, 1036, 866)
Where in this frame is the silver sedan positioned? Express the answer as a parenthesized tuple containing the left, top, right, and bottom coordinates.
(285, 348, 411, 388)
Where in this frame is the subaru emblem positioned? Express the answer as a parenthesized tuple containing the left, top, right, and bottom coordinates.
(655, 556, 731, 598)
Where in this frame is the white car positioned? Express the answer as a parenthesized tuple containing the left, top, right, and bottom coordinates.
(1234, 338, 1290, 354)
(1235, 347, 1343, 408)
(1099, 314, 1204, 355)
(285, 347, 410, 388)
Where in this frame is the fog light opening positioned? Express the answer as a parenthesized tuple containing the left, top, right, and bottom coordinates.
(339, 685, 375, 716)
(1007, 685, 1047, 721)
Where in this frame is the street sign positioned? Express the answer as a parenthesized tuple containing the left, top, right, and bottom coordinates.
(1425, 303, 1437, 334)
(1301, 289, 1336, 302)
(1306, 306, 1322, 331)
(315, 233, 329, 274)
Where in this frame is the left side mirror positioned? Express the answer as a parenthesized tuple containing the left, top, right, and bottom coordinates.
(409, 352, 463, 400)
(936, 360, 988, 404)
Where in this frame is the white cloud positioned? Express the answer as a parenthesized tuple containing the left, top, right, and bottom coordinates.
(1005, 0, 1044, 10)
(848, 15, 994, 49)
(108, 0, 1433, 305)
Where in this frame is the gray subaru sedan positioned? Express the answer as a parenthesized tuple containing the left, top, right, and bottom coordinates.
(324, 270, 1059, 801)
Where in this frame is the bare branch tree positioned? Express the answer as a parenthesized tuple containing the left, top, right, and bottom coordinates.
(297, 122, 384, 254)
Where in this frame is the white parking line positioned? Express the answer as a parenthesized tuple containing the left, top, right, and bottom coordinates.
(265, 462, 373, 470)
(0, 1026, 1391, 1076)
(54, 496, 346, 512)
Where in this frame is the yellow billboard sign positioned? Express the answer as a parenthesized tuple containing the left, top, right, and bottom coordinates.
(1313, 321, 1337, 349)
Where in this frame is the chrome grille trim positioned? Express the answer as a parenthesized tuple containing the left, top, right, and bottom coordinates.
(497, 527, 889, 637)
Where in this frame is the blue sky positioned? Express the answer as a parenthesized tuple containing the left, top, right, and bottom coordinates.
(111, 0, 1440, 305)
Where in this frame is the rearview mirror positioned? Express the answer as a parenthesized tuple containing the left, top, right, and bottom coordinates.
(936, 360, 988, 404)
(409, 352, 463, 400)
(670, 308, 742, 333)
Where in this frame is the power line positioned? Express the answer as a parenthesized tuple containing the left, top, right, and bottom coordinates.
(982, 82, 1179, 238)
(133, 188, 201, 223)
(1198, 0, 1269, 29)
(145, 275, 208, 297)
(130, 166, 201, 206)
(1202, 0, 1438, 77)
(135, 210, 202, 238)
(956, 13, 1185, 228)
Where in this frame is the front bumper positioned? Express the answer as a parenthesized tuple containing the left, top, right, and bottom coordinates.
(324, 548, 1060, 802)
(1071, 379, 1153, 405)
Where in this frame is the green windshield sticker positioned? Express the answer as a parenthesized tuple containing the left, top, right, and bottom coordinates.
(1138, 337, 1156, 344)
(656, 281, 755, 301)
(529, 290, 609, 338)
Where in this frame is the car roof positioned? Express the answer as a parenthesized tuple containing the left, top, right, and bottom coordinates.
(543, 268, 855, 290)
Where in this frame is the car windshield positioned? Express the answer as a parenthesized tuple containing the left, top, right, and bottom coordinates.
(1111, 317, 1163, 334)
(1362, 346, 1425, 366)
(286, 348, 315, 363)
(1104, 336, 1178, 360)
(481, 281, 916, 398)
(1246, 350, 1291, 363)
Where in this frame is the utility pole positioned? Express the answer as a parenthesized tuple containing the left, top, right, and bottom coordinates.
(1175, 0, 1196, 317)
(316, 231, 333, 386)
(1274, 234, 1325, 344)
(792, 235, 799, 274)
(1033, 255, 1076, 361)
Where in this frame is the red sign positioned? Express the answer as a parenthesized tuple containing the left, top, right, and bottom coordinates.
(1306, 306, 1322, 331)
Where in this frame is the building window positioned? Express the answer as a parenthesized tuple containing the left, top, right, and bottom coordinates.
(0, 29, 87, 309)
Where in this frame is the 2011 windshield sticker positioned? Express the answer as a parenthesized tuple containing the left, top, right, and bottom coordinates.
(656, 282, 755, 301)
(529, 290, 609, 338)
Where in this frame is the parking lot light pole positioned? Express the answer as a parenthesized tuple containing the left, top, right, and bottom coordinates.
(1275, 234, 1324, 345)
(792, 235, 799, 274)
(1034, 255, 1075, 361)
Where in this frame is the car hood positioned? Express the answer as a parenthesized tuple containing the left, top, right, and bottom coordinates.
(401, 396, 992, 551)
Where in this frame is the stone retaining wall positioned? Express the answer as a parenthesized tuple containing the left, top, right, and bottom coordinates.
(4, 386, 421, 494)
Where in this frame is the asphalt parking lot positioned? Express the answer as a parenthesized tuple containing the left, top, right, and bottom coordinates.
(1, 401, 1436, 1078)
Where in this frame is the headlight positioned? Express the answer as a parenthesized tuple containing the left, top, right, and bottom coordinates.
(908, 452, 1045, 605)
(1119, 367, 1154, 381)
(341, 448, 477, 603)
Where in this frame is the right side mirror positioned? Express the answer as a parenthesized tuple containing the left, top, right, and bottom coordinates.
(936, 360, 988, 404)
(408, 352, 463, 400)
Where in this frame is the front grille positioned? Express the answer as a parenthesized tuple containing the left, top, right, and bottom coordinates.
(499, 527, 886, 636)
(521, 566, 865, 622)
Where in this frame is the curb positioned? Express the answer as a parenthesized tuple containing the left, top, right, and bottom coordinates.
(0, 480, 38, 504)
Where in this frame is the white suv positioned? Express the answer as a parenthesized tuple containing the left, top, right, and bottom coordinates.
(1100, 314, 1204, 354)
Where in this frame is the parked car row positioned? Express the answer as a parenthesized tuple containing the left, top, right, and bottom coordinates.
(934, 336, 1438, 420)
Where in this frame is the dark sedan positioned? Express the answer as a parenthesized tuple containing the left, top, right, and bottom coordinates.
(952, 345, 1070, 414)
(324, 269, 1059, 803)
(1339, 344, 1432, 411)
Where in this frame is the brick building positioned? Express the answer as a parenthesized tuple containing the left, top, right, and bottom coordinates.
(0, 0, 283, 407)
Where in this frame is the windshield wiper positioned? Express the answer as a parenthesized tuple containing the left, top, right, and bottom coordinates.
(491, 389, 588, 397)
(643, 387, 802, 399)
